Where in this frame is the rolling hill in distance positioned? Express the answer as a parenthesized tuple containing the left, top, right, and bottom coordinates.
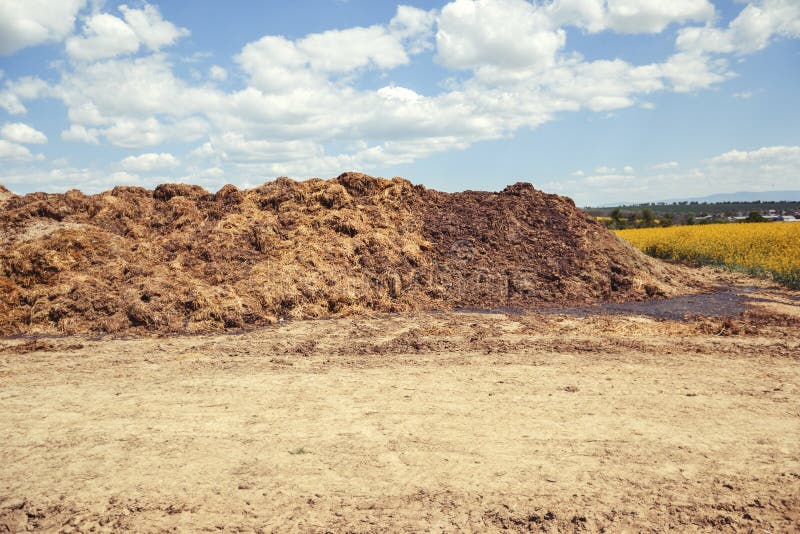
(587, 190, 800, 208)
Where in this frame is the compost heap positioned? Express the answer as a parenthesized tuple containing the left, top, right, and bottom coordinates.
(0, 173, 701, 335)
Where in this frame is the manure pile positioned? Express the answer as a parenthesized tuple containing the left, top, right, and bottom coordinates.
(0, 173, 701, 335)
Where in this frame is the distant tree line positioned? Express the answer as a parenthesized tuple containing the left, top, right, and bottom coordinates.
(585, 200, 800, 229)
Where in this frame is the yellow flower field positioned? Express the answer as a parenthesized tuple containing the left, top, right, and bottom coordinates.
(615, 223, 800, 288)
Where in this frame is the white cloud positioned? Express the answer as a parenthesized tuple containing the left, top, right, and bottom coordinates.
(199, 166, 224, 178)
(235, 5, 435, 96)
(623, 165, 634, 174)
(297, 5, 435, 72)
(108, 171, 140, 185)
(0, 92, 25, 115)
(548, 0, 714, 34)
(732, 91, 752, 99)
(298, 26, 409, 72)
(119, 3, 189, 51)
(652, 161, 679, 169)
(52, 54, 218, 147)
(0, 0, 795, 194)
(709, 145, 800, 165)
(658, 51, 730, 92)
(59, 55, 222, 119)
(105, 117, 166, 147)
(551, 145, 800, 205)
(390, 5, 438, 53)
(193, 133, 321, 165)
(61, 124, 100, 144)
(1, 122, 47, 144)
(41, 16, 738, 176)
(0, 76, 50, 115)
(0, 0, 87, 55)
(605, 0, 715, 33)
(103, 116, 208, 148)
(236, 36, 324, 92)
(594, 165, 616, 174)
(121, 152, 180, 171)
(0, 165, 148, 193)
(436, 0, 565, 72)
(7, 76, 50, 99)
(0, 139, 34, 161)
(584, 173, 636, 185)
(209, 65, 227, 81)
(66, 13, 140, 61)
(65, 3, 188, 61)
(676, 0, 800, 55)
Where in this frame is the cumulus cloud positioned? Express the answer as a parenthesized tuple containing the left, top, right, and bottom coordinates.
(0, 92, 25, 115)
(52, 54, 216, 147)
(652, 161, 679, 169)
(65, 13, 140, 61)
(6, 1, 748, 171)
(0, 139, 34, 161)
(1, 122, 47, 144)
(65, 3, 188, 61)
(104, 116, 208, 148)
(209, 65, 227, 81)
(548, 0, 715, 34)
(390, 5, 438, 53)
(235, 5, 435, 95)
(297, 26, 409, 72)
(0, 0, 796, 192)
(0, 165, 148, 193)
(119, 3, 189, 50)
(193, 134, 319, 163)
(436, 0, 565, 72)
(676, 0, 800, 55)
(709, 145, 800, 165)
(584, 173, 636, 185)
(546, 145, 800, 205)
(61, 124, 100, 144)
(300, 5, 435, 72)
(0, 76, 50, 115)
(0, 0, 87, 55)
(604, 0, 714, 34)
(17, 1, 749, 181)
(120, 152, 180, 171)
(658, 51, 730, 92)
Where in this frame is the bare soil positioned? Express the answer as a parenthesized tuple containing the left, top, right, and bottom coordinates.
(1, 282, 799, 532)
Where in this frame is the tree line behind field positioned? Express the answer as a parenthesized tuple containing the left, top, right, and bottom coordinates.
(585, 200, 800, 229)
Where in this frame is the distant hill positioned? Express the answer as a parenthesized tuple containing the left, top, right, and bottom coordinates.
(585, 191, 800, 228)
(660, 191, 800, 203)
(586, 191, 800, 209)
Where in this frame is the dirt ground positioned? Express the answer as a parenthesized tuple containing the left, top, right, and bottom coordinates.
(1, 283, 799, 532)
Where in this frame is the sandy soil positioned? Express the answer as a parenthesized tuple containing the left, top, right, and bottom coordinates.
(1, 284, 799, 532)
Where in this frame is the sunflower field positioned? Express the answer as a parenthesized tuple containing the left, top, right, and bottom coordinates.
(615, 223, 800, 289)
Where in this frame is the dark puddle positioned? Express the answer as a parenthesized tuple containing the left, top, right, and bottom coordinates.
(457, 286, 791, 322)
(453, 307, 527, 316)
(547, 288, 751, 321)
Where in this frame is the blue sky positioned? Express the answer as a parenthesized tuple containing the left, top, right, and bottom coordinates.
(0, 0, 798, 205)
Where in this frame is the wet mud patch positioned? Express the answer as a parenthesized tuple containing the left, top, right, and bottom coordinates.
(545, 285, 767, 321)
